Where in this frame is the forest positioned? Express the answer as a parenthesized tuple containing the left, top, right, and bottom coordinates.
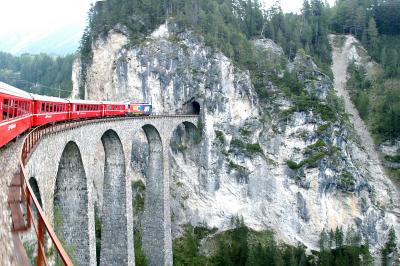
(0, 52, 74, 97)
(79, 0, 400, 142)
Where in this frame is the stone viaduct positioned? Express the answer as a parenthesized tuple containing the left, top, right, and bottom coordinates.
(24, 115, 199, 266)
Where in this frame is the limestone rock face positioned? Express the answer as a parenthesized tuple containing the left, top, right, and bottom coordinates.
(72, 23, 399, 252)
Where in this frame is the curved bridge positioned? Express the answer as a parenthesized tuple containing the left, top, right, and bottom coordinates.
(11, 115, 199, 266)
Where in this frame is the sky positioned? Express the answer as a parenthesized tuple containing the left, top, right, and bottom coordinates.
(0, 0, 337, 37)
(0, 0, 96, 36)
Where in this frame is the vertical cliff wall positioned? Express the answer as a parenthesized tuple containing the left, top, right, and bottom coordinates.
(72, 24, 399, 251)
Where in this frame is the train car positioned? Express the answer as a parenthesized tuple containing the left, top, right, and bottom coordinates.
(127, 103, 152, 116)
(31, 94, 70, 126)
(68, 99, 103, 120)
(0, 82, 33, 148)
(102, 101, 128, 117)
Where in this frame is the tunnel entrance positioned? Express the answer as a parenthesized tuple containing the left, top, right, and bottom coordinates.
(190, 101, 200, 115)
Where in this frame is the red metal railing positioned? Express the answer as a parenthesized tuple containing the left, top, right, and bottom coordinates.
(16, 114, 199, 265)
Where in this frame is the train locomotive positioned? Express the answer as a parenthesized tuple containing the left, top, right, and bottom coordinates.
(0, 81, 152, 148)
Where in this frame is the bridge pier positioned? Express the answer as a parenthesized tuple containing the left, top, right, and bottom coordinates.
(142, 125, 173, 266)
(100, 130, 132, 266)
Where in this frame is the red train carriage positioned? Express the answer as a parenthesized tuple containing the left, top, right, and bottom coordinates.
(128, 103, 152, 116)
(31, 94, 70, 126)
(102, 102, 128, 117)
(0, 82, 33, 148)
(69, 99, 103, 120)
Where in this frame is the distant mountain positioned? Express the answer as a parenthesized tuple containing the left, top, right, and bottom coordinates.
(0, 24, 84, 55)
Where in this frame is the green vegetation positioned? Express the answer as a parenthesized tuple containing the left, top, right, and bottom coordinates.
(381, 226, 398, 266)
(173, 219, 374, 266)
(319, 227, 373, 266)
(287, 139, 337, 170)
(330, 0, 400, 141)
(239, 128, 252, 137)
(0, 52, 74, 97)
(132, 180, 146, 213)
(340, 171, 356, 187)
(347, 63, 400, 142)
(94, 206, 102, 265)
(215, 130, 226, 144)
(230, 139, 263, 156)
(170, 141, 188, 153)
(23, 241, 36, 265)
(53, 208, 77, 265)
(134, 229, 148, 266)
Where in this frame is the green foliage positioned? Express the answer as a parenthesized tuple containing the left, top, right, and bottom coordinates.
(134, 229, 148, 266)
(340, 171, 356, 187)
(173, 225, 211, 266)
(230, 139, 263, 156)
(319, 227, 373, 266)
(53, 208, 77, 265)
(0, 52, 74, 97)
(347, 63, 400, 141)
(194, 121, 203, 144)
(330, 0, 400, 141)
(94, 205, 102, 265)
(381, 227, 398, 266)
(132, 180, 146, 213)
(246, 143, 263, 154)
(23, 241, 36, 265)
(215, 130, 226, 144)
(239, 128, 252, 137)
(173, 222, 374, 266)
(286, 160, 301, 170)
(171, 141, 188, 152)
(385, 155, 400, 163)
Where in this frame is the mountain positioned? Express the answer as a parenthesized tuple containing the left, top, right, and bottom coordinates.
(69, 0, 400, 264)
(0, 24, 84, 55)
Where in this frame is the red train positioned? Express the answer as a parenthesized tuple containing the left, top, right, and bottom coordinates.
(0, 82, 152, 148)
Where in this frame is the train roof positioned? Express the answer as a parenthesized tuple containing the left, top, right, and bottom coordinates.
(0, 82, 33, 99)
(67, 99, 103, 104)
(30, 93, 69, 103)
(100, 101, 128, 105)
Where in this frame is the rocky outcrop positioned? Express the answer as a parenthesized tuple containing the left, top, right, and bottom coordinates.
(72, 24, 400, 252)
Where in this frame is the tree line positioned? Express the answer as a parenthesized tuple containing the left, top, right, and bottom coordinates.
(0, 52, 74, 97)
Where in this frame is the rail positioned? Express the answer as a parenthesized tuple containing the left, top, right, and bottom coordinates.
(16, 114, 199, 265)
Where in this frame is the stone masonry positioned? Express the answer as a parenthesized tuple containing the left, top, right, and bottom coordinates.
(24, 116, 198, 266)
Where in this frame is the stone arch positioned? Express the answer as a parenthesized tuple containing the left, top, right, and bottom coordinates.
(100, 129, 128, 266)
(54, 141, 90, 265)
(141, 124, 172, 266)
(29, 177, 42, 208)
(170, 121, 199, 151)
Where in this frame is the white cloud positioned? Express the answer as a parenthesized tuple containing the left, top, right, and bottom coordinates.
(0, 0, 96, 36)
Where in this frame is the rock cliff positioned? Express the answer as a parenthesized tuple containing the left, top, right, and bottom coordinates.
(72, 23, 399, 252)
